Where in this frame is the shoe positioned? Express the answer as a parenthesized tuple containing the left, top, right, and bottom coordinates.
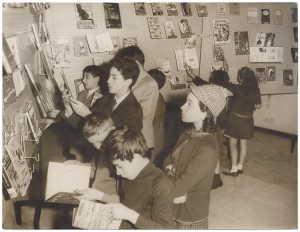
(211, 179, 223, 190)
(222, 171, 238, 177)
(238, 170, 243, 175)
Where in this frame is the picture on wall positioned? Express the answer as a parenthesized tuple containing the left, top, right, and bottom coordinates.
(290, 8, 298, 23)
(134, 3, 146, 16)
(50, 40, 72, 68)
(217, 3, 226, 15)
(196, 4, 208, 17)
(256, 68, 266, 84)
(234, 31, 249, 55)
(261, 9, 270, 24)
(178, 18, 192, 38)
(122, 37, 137, 47)
(293, 27, 298, 42)
(283, 69, 294, 86)
(291, 48, 298, 63)
(213, 19, 230, 44)
(147, 17, 162, 39)
(181, 3, 192, 16)
(213, 45, 224, 61)
(103, 3, 122, 29)
(247, 7, 258, 24)
(264, 33, 275, 46)
(255, 33, 266, 47)
(274, 9, 282, 25)
(151, 3, 163, 16)
(230, 3, 240, 15)
(164, 19, 177, 39)
(75, 3, 95, 29)
(266, 66, 276, 81)
(73, 37, 89, 57)
(166, 3, 178, 16)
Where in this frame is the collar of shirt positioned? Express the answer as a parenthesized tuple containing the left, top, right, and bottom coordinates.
(114, 91, 130, 109)
(87, 87, 99, 98)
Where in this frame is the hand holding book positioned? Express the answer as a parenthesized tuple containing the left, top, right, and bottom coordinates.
(69, 97, 91, 117)
(108, 203, 139, 225)
(74, 188, 104, 202)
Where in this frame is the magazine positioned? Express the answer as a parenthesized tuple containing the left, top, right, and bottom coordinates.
(3, 33, 17, 74)
(234, 31, 250, 55)
(151, 3, 163, 16)
(147, 17, 162, 39)
(291, 48, 298, 63)
(109, 36, 121, 55)
(73, 199, 122, 229)
(178, 18, 192, 38)
(247, 8, 258, 24)
(75, 3, 95, 29)
(181, 3, 192, 16)
(217, 3, 226, 15)
(103, 3, 122, 29)
(264, 33, 275, 47)
(86, 34, 100, 53)
(283, 70, 294, 86)
(213, 45, 224, 61)
(166, 3, 178, 16)
(266, 66, 276, 81)
(25, 102, 42, 142)
(95, 32, 114, 52)
(255, 33, 266, 47)
(213, 19, 230, 44)
(164, 18, 177, 39)
(261, 9, 270, 24)
(256, 68, 266, 84)
(73, 37, 89, 57)
(134, 3, 146, 16)
(45, 162, 91, 204)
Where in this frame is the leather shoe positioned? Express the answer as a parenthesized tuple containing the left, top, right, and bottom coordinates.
(238, 170, 243, 175)
(211, 180, 223, 190)
(222, 171, 238, 177)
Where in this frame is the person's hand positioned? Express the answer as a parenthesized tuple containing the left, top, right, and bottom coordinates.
(222, 87, 233, 97)
(173, 193, 187, 204)
(185, 64, 196, 78)
(73, 188, 104, 201)
(69, 97, 91, 117)
(108, 203, 139, 224)
(48, 109, 61, 118)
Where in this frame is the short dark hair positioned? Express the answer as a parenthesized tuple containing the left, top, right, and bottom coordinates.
(105, 126, 147, 163)
(148, 69, 166, 90)
(82, 64, 109, 95)
(83, 112, 114, 138)
(209, 70, 229, 87)
(110, 58, 140, 88)
(114, 46, 145, 65)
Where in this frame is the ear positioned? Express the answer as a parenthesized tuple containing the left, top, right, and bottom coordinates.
(125, 78, 133, 87)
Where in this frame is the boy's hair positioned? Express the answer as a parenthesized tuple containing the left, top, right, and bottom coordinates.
(148, 69, 166, 90)
(110, 58, 140, 88)
(105, 126, 147, 163)
(83, 112, 114, 138)
(114, 46, 145, 65)
(82, 64, 109, 94)
(209, 70, 229, 87)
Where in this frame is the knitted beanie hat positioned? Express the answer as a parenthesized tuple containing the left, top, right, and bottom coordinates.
(190, 83, 226, 118)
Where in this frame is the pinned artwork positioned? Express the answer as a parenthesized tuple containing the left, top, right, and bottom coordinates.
(151, 3, 163, 16)
(178, 18, 192, 38)
(134, 3, 146, 16)
(234, 31, 249, 55)
(181, 3, 192, 16)
(75, 3, 95, 29)
(256, 68, 266, 84)
(283, 69, 294, 86)
(261, 9, 270, 24)
(196, 4, 208, 17)
(213, 19, 230, 44)
(230, 3, 240, 15)
(164, 19, 177, 39)
(166, 3, 178, 16)
(264, 33, 275, 47)
(266, 66, 276, 81)
(147, 17, 162, 39)
(103, 3, 122, 29)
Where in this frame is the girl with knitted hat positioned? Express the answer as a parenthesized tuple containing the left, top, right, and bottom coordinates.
(163, 84, 226, 229)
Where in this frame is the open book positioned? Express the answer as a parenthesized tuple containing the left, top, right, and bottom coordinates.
(73, 199, 122, 229)
(45, 162, 91, 204)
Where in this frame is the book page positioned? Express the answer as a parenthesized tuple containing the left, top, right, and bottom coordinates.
(45, 162, 91, 201)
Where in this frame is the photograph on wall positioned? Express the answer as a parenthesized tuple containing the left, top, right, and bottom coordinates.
(103, 3, 122, 29)
(134, 3, 146, 16)
(147, 17, 162, 39)
(234, 31, 249, 55)
(213, 45, 224, 61)
(247, 7, 258, 24)
(213, 19, 230, 44)
(291, 8, 298, 23)
(256, 68, 266, 84)
(178, 18, 192, 38)
(266, 66, 276, 81)
(264, 33, 275, 47)
(283, 69, 294, 86)
(73, 37, 89, 57)
(109, 36, 120, 55)
(151, 3, 163, 16)
(217, 2, 226, 15)
(274, 9, 282, 25)
(291, 48, 298, 63)
(166, 3, 178, 16)
(164, 18, 177, 39)
(122, 37, 137, 47)
(75, 3, 95, 29)
(255, 33, 266, 47)
(196, 4, 208, 17)
(293, 27, 298, 42)
(261, 9, 270, 24)
(230, 3, 240, 15)
(181, 3, 192, 16)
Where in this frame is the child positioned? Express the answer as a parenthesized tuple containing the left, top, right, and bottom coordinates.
(75, 125, 173, 229)
(223, 66, 261, 176)
(163, 84, 226, 229)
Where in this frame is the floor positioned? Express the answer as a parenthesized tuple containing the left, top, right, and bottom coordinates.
(2, 130, 298, 229)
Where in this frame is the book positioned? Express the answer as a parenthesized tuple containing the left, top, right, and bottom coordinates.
(72, 199, 122, 229)
(234, 31, 250, 55)
(175, 49, 186, 71)
(247, 8, 258, 24)
(181, 3, 192, 16)
(4, 136, 32, 196)
(109, 36, 121, 55)
(166, 3, 178, 16)
(75, 3, 95, 29)
(255, 33, 266, 47)
(73, 37, 89, 57)
(25, 102, 42, 142)
(151, 3, 163, 16)
(31, 24, 41, 50)
(12, 69, 26, 97)
(213, 45, 224, 61)
(261, 9, 270, 24)
(86, 34, 100, 53)
(6, 36, 20, 66)
(264, 33, 275, 47)
(134, 3, 146, 16)
(213, 19, 230, 44)
(51, 39, 71, 68)
(291, 8, 298, 23)
(293, 27, 298, 42)
(2, 33, 17, 74)
(3, 75, 16, 106)
(184, 48, 199, 69)
(45, 162, 91, 204)
(147, 17, 162, 39)
(178, 18, 192, 38)
(95, 32, 114, 52)
(164, 18, 177, 39)
(103, 3, 122, 29)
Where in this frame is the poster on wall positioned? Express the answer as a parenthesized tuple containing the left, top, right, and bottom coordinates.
(293, 27, 298, 42)
(274, 9, 282, 25)
(291, 48, 298, 63)
(247, 8, 258, 24)
(283, 69, 294, 86)
(181, 3, 192, 16)
(134, 3, 146, 16)
(255, 33, 266, 47)
(213, 45, 224, 61)
(151, 3, 163, 16)
(266, 66, 276, 81)
(103, 3, 122, 29)
(213, 19, 230, 44)
(166, 3, 178, 16)
(250, 47, 283, 63)
(264, 33, 275, 47)
(256, 68, 266, 84)
(73, 37, 89, 57)
(147, 17, 162, 39)
(164, 19, 177, 39)
(290, 8, 298, 23)
(184, 48, 199, 69)
(196, 4, 208, 17)
(261, 9, 270, 24)
(230, 3, 240, 15)
(75, 3, 95, 29)
(217, 3, 226, 15)
(234, 31, 249, 55)
(178, 19, 192, 38)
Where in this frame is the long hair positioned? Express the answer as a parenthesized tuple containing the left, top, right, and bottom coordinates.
(237, 67, 259, 96)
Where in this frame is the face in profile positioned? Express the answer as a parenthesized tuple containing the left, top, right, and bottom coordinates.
(180, 92, 206, 123)
(82, 72, 99, 90)
(113, 158, 140, 180)
(107, 67, 131, 95)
